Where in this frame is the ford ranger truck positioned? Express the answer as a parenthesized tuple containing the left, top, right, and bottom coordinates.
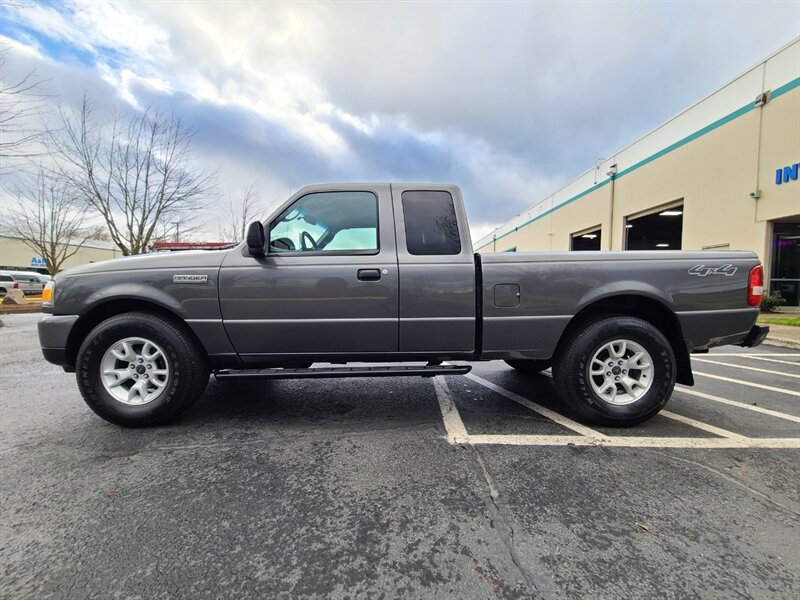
(37, 183, 769, 427)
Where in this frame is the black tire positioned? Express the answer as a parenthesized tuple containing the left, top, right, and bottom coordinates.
(76, 312, 209, 427)
(552, 316, 676, 426)
(505, 359, 551, 374)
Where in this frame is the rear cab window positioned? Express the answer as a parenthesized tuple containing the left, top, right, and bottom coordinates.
(401, 190, 461, 255)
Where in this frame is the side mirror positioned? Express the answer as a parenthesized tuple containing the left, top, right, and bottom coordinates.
(246, 221, 266, 257)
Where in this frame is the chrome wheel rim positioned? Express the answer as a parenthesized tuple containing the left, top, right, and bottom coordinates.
(588, 339, 654, 406)
(100, 337, 171, 405)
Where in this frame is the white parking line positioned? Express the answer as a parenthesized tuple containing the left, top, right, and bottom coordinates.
(738, 355, 800, 367)
(464, 373, 609, 440)
(432, 380, 800, 448)
(708, 353, 800, 357)
(659, 410, 747, 439)
(692, 357, 800, 379)
(464, 435, 800, 449)
(532, 370, 757, 437)
(432, 377, 469, 444)
(674, 386, 800, 424)
(693, 371, 800, 397)
(433, 359, 800, 449)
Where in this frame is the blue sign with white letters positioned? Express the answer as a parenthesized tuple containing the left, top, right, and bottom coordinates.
(775, 163, 799, 184)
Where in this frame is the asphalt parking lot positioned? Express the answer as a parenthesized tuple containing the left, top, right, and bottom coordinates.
(1, 312, 798, 599)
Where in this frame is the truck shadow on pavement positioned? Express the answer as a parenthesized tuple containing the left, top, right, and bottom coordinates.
(176, 368, 604, 441)
(179, 375, 456, 432)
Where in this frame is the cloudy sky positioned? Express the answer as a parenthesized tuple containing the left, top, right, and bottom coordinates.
(1, 0, 798, 241)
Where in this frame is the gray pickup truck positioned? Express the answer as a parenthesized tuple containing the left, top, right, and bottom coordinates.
(38, 183, 768, 427)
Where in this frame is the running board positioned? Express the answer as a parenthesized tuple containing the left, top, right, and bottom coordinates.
(214, 364, 471, 380)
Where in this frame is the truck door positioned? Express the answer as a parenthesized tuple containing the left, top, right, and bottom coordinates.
(391, 185, 476, 355)
(219, 184, 399, 361)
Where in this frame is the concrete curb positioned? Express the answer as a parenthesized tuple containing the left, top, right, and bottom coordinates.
(760, 322, 800, 350)
(764, 336, 800, 350)
(0, 306, 43, 315)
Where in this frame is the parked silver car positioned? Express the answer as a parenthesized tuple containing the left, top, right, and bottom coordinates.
(0, 272, 15, 296)
(18, 271, 48, 294)
(0, 270, 44, 296)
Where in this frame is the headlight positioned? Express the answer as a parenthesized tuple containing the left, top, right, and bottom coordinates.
(42, 281, 54, 308)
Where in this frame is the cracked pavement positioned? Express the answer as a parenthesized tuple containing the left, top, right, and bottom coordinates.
(1, 313, 799, 599)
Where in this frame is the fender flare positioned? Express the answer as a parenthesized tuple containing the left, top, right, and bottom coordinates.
(81, 283, 187, 318)
(575, 280, 675, 314)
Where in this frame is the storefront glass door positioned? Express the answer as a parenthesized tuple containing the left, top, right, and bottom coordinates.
(771, 222, 800, 306)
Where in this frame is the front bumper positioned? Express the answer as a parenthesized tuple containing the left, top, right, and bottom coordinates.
(738, 324, 769, 348)
(38, 315, 79, 371)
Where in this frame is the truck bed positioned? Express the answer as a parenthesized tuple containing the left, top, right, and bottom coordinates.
(479, 250, 761, 359)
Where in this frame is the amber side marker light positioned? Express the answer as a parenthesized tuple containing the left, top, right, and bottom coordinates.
(42, 282, 54, 306)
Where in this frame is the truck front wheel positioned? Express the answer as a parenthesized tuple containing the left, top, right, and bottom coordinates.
(76, 312, 209, 427)
(552, 316, 676, 426)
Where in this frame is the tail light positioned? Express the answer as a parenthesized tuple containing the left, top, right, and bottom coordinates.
(747, 265, 764, 307)
(12, 282, 18, 289)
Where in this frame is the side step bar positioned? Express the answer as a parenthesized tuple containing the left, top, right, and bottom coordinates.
(215, 364, 472, 380)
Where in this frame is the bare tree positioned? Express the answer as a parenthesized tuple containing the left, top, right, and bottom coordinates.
(2, 167, 93, 275)
(84, 224, 112, 242)
(216, 182, 262, 242)
(54, 96, 215, 255)
(0, 46, 48, 162)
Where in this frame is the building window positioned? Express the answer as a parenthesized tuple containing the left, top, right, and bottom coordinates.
(571, 227, 601, 251)
(625, 203, 683, 250)
(503, 246, 517, 252)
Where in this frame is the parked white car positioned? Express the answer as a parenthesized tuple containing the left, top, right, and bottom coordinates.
(0, 271, 44, 296)
(18, 271, 49, 294)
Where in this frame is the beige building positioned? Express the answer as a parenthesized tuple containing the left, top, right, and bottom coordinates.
(475, 39, 800, 306)
(0, 234, 120, 274)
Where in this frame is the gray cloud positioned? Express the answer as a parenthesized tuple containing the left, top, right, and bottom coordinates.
(1, 0, 798, 241)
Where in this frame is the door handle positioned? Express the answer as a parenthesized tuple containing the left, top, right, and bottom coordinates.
(357, 269, 381, 281)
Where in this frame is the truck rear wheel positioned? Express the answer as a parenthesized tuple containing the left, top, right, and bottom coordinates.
(505, 359, 551, 374)
(76, 312, 209, 427)
(552, 316, 676, 426)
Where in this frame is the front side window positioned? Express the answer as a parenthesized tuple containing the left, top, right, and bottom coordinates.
(401, 191, 461, 255)
(269, 191, 378, 254)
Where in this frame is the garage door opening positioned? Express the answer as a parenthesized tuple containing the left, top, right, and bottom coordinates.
(571, 227, 601, 251)
(625, 204, 683, 250)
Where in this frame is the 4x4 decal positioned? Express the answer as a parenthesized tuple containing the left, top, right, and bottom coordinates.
(688, 264, 737, 277)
